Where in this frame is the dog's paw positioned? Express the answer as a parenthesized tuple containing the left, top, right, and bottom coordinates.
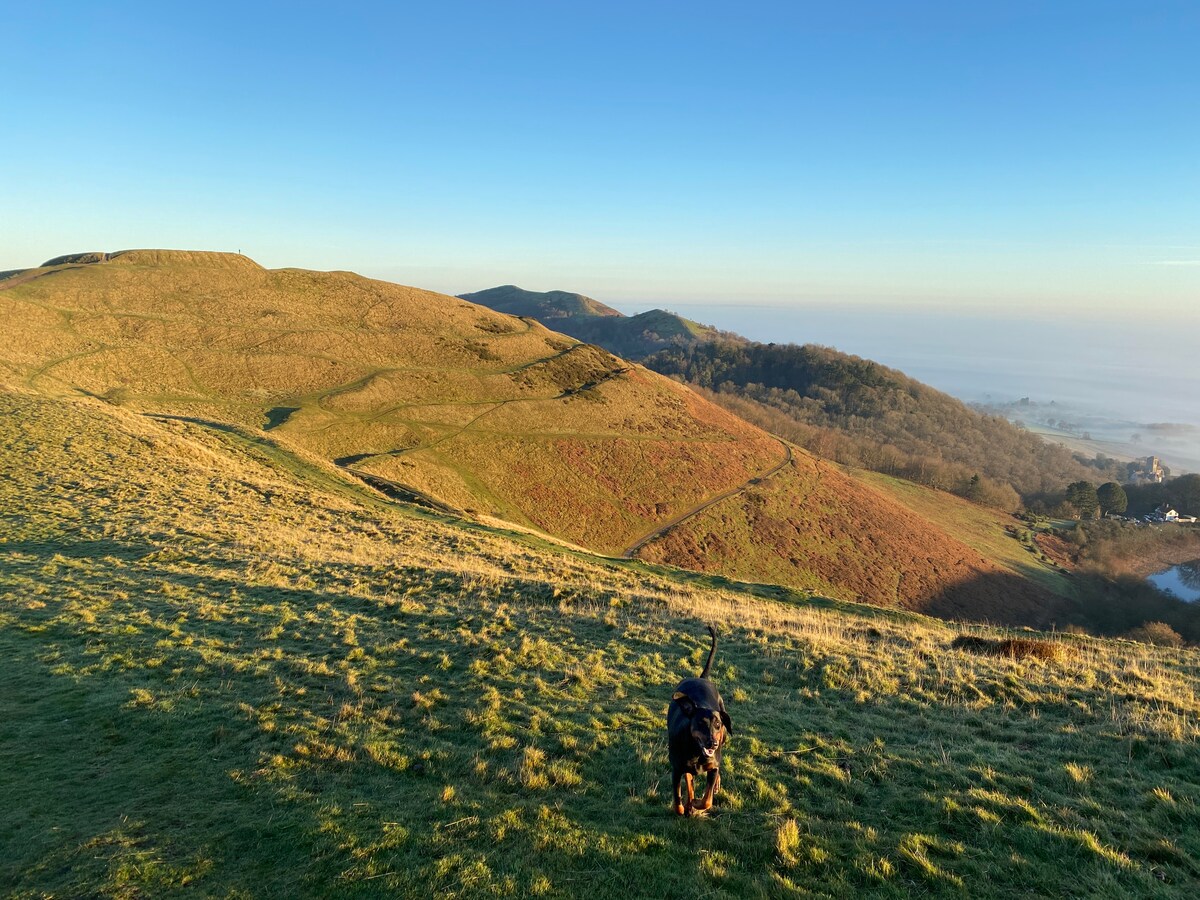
(674, 802, 687, 816)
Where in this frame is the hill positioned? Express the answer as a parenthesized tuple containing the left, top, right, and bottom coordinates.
(456, 284, 625, 321)
(3, 387, 1199, 897)
(1, 250, 778, 555)
(0, 250, 1067, 621)
(460, 285, 728, 358)
(462, 286, 1121, 503)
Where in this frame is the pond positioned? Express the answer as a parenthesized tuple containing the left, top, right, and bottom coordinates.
(1147, 560, 1200, 602)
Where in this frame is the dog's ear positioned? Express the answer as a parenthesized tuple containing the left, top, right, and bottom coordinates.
(672, 691, 695, 715)
(719, 709, 733, 735)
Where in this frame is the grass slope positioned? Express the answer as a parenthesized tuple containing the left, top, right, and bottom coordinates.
(0, 251, 781, 555)
(849, 469, 1072, 598)
(3, 391, 1200, 897)
(635, 449, 1067, 625)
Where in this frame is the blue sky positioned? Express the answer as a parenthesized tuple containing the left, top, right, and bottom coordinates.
(2, 1, 1197, 315)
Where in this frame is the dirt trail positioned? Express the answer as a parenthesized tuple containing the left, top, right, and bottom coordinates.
(620, 440, 793, 559)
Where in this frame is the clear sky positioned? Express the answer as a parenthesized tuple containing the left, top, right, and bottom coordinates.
(2, 1, 1197, 316)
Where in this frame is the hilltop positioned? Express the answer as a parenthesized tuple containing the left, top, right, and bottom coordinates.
(3, 387, 1199, 897)
(457, 284, 625, 322)
(460, 285, 728, 358)
(0, 250, 1068, 622)
(462, 285, 1122, 504)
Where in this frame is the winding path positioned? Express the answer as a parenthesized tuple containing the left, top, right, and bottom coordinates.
(619, 440, 793, 559)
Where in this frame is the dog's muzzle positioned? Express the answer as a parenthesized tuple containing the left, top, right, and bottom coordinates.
(702, 746, 715, 758)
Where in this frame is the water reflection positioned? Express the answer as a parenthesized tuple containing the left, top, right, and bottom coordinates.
(1178, 561, 1200, 591)
(1148, 560, 1200, 602)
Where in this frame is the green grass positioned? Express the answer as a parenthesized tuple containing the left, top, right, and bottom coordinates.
(851, 468, 1073, 597)
(3, 391, 1200, 897)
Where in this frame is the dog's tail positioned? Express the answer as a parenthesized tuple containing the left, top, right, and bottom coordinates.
(700, 624, 717, 679)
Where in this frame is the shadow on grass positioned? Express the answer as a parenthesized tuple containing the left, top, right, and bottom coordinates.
(3, 536, 1197, 897)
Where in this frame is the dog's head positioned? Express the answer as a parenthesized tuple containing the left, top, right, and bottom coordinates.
(672, 692, 732, 758)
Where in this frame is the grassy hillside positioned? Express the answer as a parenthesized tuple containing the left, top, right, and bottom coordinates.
(462, 285, 1121, 503)
(4, 390, 1200, 897)
(849, 469, 1072, 598)
(0, 251, 781, 556)
(0, 250, 1075, 620)
(635, 449, 1066, 625)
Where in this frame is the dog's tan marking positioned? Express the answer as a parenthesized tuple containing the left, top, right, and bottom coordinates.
(696, 768, 719, 811)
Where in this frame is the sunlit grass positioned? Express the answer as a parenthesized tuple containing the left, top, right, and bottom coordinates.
(3, 391, 1200, 897)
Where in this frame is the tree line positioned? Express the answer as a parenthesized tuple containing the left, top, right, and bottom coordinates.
(1047, 473, 1200, 520)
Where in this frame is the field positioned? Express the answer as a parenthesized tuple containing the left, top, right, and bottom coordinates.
(4, 391, 1200, 897)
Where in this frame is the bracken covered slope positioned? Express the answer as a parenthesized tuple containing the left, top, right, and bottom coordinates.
(636, 447, 1066, 625)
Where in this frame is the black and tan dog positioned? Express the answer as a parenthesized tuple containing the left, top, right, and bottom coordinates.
(668, 625, 732, 816)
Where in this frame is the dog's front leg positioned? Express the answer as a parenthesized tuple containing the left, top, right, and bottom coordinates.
(684, 772, 695, 816)
(696, 767, 718, 811)
(672, 770, 686, 816)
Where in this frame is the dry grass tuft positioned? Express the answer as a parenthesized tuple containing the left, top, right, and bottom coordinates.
(951, 634, 1073, 662)
(997, 637, 1071, 661)
(1125, 621, 1185, 648)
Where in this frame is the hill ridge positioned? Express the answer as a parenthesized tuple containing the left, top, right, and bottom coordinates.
(35, 249, 263, 270)
(460, 284, 725, 357)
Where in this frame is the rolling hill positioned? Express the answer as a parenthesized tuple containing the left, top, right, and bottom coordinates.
(3, 382, 1199, 897)
(0, 250, 1070, 622)
(1, 251, 781, 555)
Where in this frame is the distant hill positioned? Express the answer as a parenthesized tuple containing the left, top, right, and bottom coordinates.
(457, 284, 624, 321)
(460, 285, 729, 358)
(463, 285, 1121, 503)
(0, 250, 1068, 621)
